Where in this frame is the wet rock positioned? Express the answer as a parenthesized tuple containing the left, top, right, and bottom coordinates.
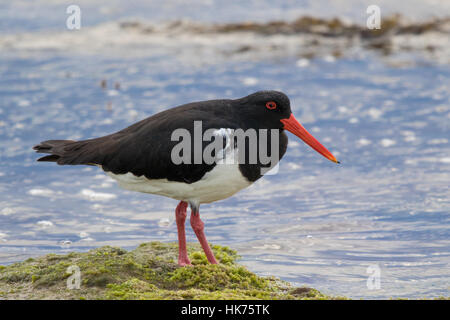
(0, 242, 339, 300)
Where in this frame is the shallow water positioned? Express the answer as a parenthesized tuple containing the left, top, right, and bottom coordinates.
(0, 1, 449, 299)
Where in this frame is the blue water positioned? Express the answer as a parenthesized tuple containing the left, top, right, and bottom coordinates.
(0, 1, 449, 299)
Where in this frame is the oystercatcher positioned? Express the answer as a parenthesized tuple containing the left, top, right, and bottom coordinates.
(34, 91, 338, 266)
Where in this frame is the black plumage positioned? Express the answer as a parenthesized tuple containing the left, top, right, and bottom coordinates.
(33, 91, 291, 183)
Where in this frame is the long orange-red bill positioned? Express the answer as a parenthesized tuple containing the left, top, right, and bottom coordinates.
(280, 113, 339, 164)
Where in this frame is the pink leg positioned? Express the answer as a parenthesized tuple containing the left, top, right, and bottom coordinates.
(190, 207, 218, 264)
(175, 201, 191, 266)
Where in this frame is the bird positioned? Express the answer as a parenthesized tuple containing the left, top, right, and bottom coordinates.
(33, 90, 339, 266)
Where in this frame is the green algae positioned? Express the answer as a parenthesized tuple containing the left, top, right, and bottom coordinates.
(0, 242, 338, 300)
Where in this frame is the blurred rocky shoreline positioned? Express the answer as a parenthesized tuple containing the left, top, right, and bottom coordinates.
(2, 15, 449, 65)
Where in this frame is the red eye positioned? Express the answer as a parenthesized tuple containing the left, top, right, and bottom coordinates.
(266, 101, 277, 110)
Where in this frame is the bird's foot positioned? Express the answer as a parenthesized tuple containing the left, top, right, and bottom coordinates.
(178, 258, 192, 267)
(206, 253, 218, 264)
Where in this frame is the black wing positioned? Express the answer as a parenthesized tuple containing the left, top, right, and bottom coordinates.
(34, 100, 238, 183)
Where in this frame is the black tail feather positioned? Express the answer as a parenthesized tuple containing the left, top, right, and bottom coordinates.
(33, 139, 89, 164)
(33, 140, 76, 152)
(37, 154, 61, 162)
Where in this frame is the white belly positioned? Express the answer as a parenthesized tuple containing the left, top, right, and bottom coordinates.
(106, 162, 252, 204)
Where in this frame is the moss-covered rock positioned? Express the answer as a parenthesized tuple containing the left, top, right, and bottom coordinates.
(0, 242, 338, 300)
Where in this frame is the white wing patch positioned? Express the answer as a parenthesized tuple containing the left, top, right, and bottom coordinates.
(213, 128, 237, 163)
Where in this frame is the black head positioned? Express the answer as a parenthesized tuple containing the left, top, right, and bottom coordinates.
(235, 90, 339, 164)
(236, 90, 292, 128)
